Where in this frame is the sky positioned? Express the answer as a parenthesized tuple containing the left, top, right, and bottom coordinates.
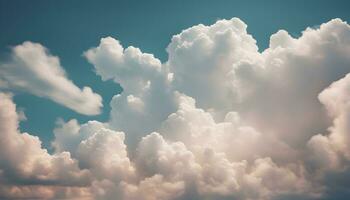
(1, 0, 350, 200)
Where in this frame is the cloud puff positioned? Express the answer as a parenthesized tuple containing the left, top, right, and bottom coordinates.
(0, 93, 91, 199)
(0, 42, 102, 115)
(85, 37, 176, 147)
(307, 73, 350, 171)
(84, 37, 162, 94)
(1, 18, 350, 200)
(83, 18, 350, 200)
(166, 18, 350, 149)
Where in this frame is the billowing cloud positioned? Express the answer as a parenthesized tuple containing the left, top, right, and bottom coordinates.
(166, 18, 350, 149)
(307, 73, 350, 171)
(0, 93, 91, 199)
(1, 18, 350, 200)
(85, 37, 176, 147)
(0, 42, 102, 115)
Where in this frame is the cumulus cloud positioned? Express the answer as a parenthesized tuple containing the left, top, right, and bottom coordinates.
(0, 42, 102, 115)
(166, 18, 350, 149)
(85, 37, 176, 147)
(307, 73, 350, 171)
(1, 18, 350, 200)
(0, 93, 91, 199)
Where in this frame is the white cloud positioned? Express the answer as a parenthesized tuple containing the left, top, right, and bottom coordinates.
(0, 93, 91, 199)
(307, 73, 350, 171)
(166, 18, 350, 150)
(166, 18, 261, 115)
(84, 37, 162, 94)
(52, 119, 105, 156)
(83, 18, 350, 200)
(76, 128, 135, 183)
(0, 42, 102, 115)
(2, 18, 350, 200)
(85, 36, 177, 147)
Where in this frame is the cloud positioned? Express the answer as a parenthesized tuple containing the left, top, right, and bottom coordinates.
(85, 36, 176, 148)
(1, 18, 350, 200)
(52, 119, 105, 156)
(83, 17, 350, 200)
(307, 73, 350, 171)
(166, 18, 260, 114)
(84, 37, 162, 94)
(76, 128, 135, 183)
(0, 42, 102, 115)
(0, 93, 91, 199)
(166, 18, 350, 149)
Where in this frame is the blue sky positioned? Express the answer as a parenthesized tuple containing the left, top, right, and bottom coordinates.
(1, 0, 349, 149)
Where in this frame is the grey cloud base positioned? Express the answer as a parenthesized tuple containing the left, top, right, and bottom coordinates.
(1, 18, 350, 200)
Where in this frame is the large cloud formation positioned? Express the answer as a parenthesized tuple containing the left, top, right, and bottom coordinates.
(0, 42, 102, 115)
(1, 18, 350, 199)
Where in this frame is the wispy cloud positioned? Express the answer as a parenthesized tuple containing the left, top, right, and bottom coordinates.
(0, 42, 102, 115)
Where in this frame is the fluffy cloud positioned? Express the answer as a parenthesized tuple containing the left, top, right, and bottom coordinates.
(307, 73, 350, 171)
(76, 129, 135, 183)
(0, 93, 91, 199)
(84, 18, 350, 200)
(52, 119, 105, 156)
(84, 37, 162, 94)
(159, 94, 296, 164)
(166, 18, 260, 114)
(1, 18, 350, 200)
(85, 37, 176, 147)
(166, 18, 350, 149)
(0, 42, 102, 115)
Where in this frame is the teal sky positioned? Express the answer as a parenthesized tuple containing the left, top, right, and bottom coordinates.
(1, 0, 350, 150)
